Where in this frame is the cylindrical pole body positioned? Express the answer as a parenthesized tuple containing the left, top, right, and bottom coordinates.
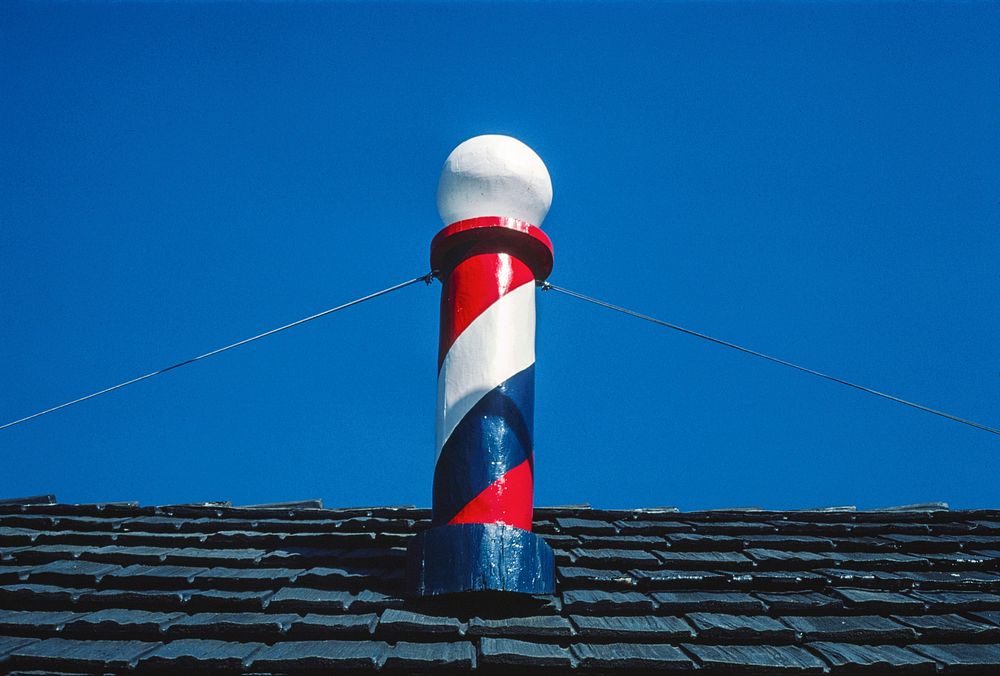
(433, 247, 538, 530)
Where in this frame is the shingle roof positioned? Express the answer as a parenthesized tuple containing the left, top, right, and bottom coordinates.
(1, 497, 1000, 673)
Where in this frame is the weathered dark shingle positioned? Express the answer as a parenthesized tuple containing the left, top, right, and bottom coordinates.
(832, 588, 925, 612)
(103, 564, 207, 588)
(0, 610, 79, 634)
(562, 590, 655, 613)
(687, 612, 795, 642)
(376, 609, 465, 639)
(9, 637, 161, 671)
(78, 587, 188, 611)
(572, 643, 694, 670)
(247, 639, 387, 671)
(294, 565, 377, 587)
(570, 614, 694, 640)
(3, 544, 93, 565)
(818, 568, 908, 589)
(827, 551, 927, 570)
(807, 641, 936, 672)
(683, 643, 826, 672)
(349, 589, 404, 612)
(24, 560, 119, 586)
(652, 591, 766, 613)
(730, 570, 829, 591)
(615, 519, 691, 535)
(743, 534, 834, 551)
(383, 641, 475, 669)
(288, 612, 377, 639)
(747, 549, 836, 568)
(194, 566, 304, 589)
(479, 637, 573, 668)
(755, 591, 842, 612)
(139, 638, 264, 670)
(781, 615, 918, 642)
(895, 570, 1000, 590)
(571, 548, 661, 568)
(185, 588, 273, 612)
(657, 550, 754, 570)
(0, 583, 88, 607)
(166, 612, 298, 639)
(579, 534, 665, 551)
(912, 590, 1000, 611)
(63, 609, 182, 638)
(910, 644, 1000, 672)
(0, 529, 42, 546)
(970, 610, 1000, 626)
(555, 518, 617, 535)
(631, 569, 727, 589)
(468, 615, 573, 638)
(558, 566, 635, 589)
(0, 636, 39, 657)
(664, 533, 744, 550)
(264, 586, 352, 613)
(893, 613, 1000, 641)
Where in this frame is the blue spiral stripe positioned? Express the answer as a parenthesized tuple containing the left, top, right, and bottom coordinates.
(432, 364, 535, 526)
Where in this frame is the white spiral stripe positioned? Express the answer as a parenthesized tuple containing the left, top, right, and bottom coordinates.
(435, 282, 536, 461)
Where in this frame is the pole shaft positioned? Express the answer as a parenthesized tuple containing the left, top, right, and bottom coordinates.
(433, 251, 537, 529)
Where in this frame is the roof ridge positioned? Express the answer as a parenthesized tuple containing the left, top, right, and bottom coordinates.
(1, 498, 986, 519)
(0, 495, 55, 506)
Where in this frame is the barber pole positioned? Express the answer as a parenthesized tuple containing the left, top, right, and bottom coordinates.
(407, 135, 557, 596)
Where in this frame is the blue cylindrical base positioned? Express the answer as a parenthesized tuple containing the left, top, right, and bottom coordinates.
(406, 523, 555, 597)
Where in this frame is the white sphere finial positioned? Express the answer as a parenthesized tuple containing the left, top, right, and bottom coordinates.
(437, 135, 553, 227)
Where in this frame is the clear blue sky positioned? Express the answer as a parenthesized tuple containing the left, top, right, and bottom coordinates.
(2, 1, 997, 511)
